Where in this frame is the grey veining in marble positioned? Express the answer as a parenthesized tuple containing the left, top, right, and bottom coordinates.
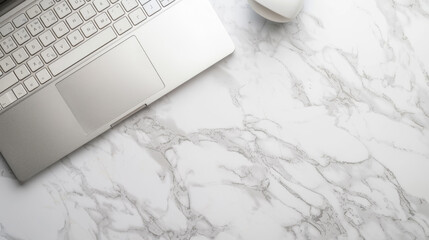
(1, 0, 429, 239)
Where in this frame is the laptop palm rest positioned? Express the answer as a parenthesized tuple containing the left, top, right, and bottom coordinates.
(57, 37, 164, 133)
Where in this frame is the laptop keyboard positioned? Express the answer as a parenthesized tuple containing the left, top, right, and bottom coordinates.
(0, 0, 175, 112)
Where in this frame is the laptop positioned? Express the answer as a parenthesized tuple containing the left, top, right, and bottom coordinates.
(0, 0, 235, 181)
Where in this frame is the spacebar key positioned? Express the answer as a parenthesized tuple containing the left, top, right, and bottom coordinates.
(49, 27, 117, 76)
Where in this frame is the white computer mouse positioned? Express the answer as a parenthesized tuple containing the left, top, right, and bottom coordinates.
(248, 0, 304, 23)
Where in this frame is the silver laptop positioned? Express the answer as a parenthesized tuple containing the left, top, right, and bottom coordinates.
(0, 0, 234, 181)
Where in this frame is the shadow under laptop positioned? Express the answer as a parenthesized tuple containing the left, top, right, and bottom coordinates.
(0, 153, 15, 180)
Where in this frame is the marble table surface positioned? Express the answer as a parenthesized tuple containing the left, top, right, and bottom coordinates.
(1, 0, 429, 239)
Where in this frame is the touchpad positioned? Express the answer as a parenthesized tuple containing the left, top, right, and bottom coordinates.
(57, 37, 164, 133)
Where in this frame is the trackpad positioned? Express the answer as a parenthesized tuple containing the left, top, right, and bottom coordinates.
(57, 37, 164, 133)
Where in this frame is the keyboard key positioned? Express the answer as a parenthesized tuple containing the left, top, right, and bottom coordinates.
(49, 27, 116, 76)
(0, 50, 3, 58)
(129, 8, 146, 25)
(122, 0, 137, 11)
(13, 28, 31, 45)
(68, 0, 85, 9)
(27, 19, 44, 36)
(113, 17, 131, 35)
(0, 37, 17, 54)
(53, 22, 70, 38)
(54, 2, 72, 18)
(0, 23, 14, 37)
(54, 39, 71, 55)
(40, 0, 55, 10)
(36, 69, 52, 84)
(80, 4, 97, 20)
(0, 72, 18, 94)
(0, 91, 17, 108)
(0, 56, 16, 72)
(14, 65, 30, 80)
(12, 48, 29, 64)
(93, 0, 110, 12)
(26, 39, 43, 55)
(67, 30, 84, 46)
(24, 77, 39, 92)
(41, 47, 57, 63)
(27, 5, 42, 19)
(40, 10, 58, 27)
(108, 5, 125, 20)
(81, 21, 97, 37)
(142, 0, 161, 16)
(13, 14, 28, 28)
(159, 0, 174, 7)
(94, 13, 111, 29)
(12, 84, 27, 99)
(66, 13, 83, 29)
(27, 56, 44, 72)
(39, 30, 56, 46)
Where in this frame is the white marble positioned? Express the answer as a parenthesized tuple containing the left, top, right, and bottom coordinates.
(1, 0, 429, 239)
